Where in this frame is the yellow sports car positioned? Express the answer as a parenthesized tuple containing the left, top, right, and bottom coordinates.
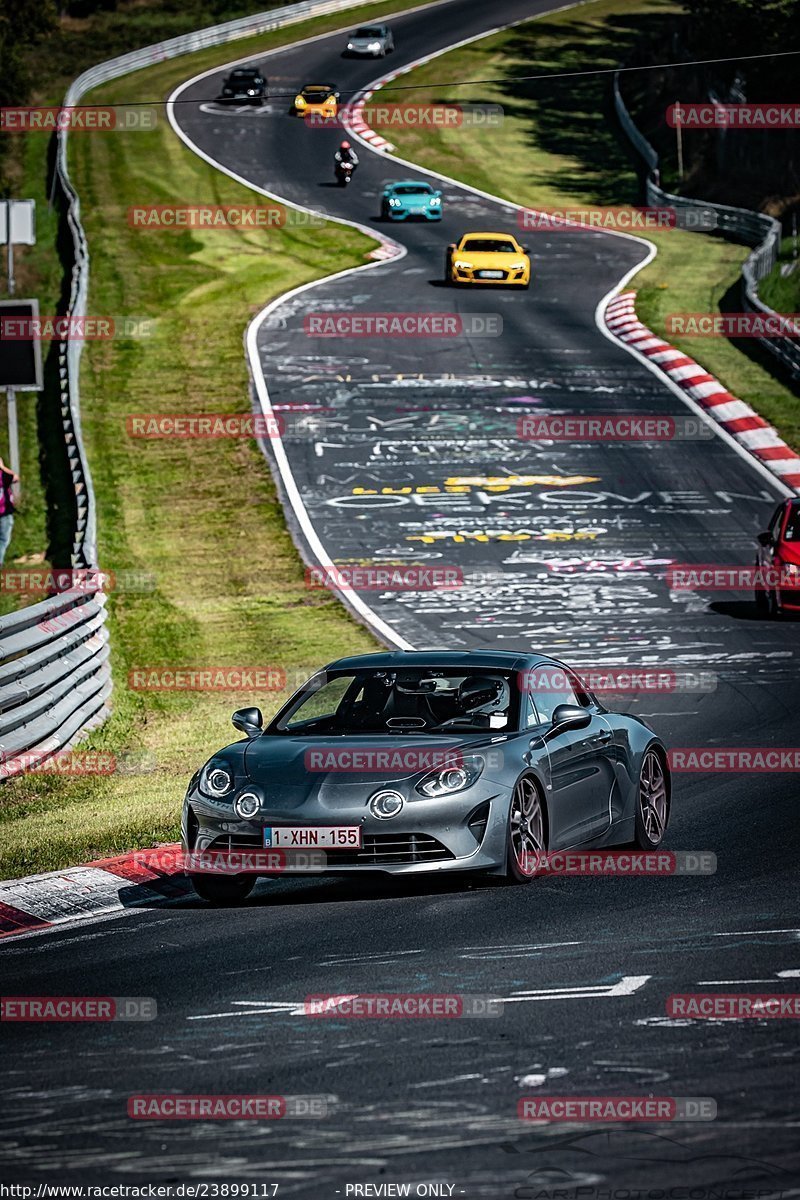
(445, 232, 531, 288)
(293, 83, 340, 120)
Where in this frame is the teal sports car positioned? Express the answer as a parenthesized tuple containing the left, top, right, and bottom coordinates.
(381, 180, 443, 221)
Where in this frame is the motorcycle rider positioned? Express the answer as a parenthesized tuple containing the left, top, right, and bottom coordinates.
(334, 139, 359, 177)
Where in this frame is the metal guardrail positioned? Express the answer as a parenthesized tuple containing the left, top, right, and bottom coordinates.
(613, 74, 799, 380)
(11, 0, 376, 779)
(0, 588, 111, 777)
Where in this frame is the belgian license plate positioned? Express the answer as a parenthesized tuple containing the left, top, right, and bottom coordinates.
(478, 269, 504, 278)
(263, 826, 361, 849)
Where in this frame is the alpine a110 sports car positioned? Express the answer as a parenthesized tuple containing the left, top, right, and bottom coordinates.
(182, 650, 670, 903)
(445, 231, 531, 287)
(344, 24, 394, 56)
(292, 83, 340, 119)
(755, 496, 800, 616)
(381, 180, 443, 221)
(218, 67, 267, 105)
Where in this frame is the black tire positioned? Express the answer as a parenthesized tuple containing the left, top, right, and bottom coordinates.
(189, 873, 256, 905)
(767, 587, 781, 619)
(443, 253, 453, 284)
(505, 774, 548, 883)
(633, 748, 670, 850)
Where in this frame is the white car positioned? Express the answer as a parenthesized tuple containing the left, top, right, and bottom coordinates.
(344, 24, 394, 56)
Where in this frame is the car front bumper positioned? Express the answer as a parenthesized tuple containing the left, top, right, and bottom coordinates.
(183, 783, 509, 875)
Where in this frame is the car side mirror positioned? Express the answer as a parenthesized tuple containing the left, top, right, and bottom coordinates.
(551, 703, 592, 733)
(232, 707, 263, 738)
(521, 245, 530, 253)
(756, 531, 772, 546)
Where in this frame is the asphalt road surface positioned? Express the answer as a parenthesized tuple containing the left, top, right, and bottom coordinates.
(2, 0, 799, 1194)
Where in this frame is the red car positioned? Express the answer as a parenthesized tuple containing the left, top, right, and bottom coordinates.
(755, 497, 800, 616)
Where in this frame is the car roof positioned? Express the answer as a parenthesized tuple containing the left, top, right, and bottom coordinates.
(460, 231, 519, 240)
(387, 180, 433, 189)
(303, 83, 334, 90)
(325, 649, 562, 672)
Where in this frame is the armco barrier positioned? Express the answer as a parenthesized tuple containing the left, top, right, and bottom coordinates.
(0, 588, 111, 779)
(613, 74, 799, 381)
(15, 0, 379, 779)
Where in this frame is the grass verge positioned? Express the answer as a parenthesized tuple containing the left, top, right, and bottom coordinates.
(371, 0, 800, 445)
(0, 0, 446, 878)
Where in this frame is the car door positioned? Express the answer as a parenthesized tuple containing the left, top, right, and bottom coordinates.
(523, 671, 616, 847)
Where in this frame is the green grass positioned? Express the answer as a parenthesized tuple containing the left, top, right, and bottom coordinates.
(371, 0, 800, 444)
(759, 236, 800, 315)
(0, 0, 445, 878)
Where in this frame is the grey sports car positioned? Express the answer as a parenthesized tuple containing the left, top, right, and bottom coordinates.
(182, 650, 671, 903)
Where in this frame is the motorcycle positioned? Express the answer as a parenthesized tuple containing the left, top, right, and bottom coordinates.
(335, 159, 355, 187)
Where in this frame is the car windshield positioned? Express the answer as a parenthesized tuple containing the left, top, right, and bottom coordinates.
(355, 27, 383, 36)
(231, 70, 259, 78)
(303, 86, 332, 96)
(393, 184, 433, 195)
(271, 669, 517, 735)
(784, 503, 800, 541)
(462, 238, 517, 253)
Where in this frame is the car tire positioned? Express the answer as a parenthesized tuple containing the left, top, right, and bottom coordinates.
(767, 587, 781, 618)
(444, 253, 453, 284)
(505, 774, 548, 883)
(754, 562, 769, 615)
(633, 747, 670, 850)
(189, 873, 256, 905)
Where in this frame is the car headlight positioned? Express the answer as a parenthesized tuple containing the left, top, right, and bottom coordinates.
(416, 755, 484, 798)
(295, 96, 306, 107)
(199, 760, 234, 799)
(234, 791, 261, 820)
(781, 561, 800, 580)
(368, 41, 381, 50)
(508, 261, 526, 269)
(454, 260, 473, 270)
(347, 42, 355, 49)
(247, 89, 256, 96)
(429, 197, 441, 206)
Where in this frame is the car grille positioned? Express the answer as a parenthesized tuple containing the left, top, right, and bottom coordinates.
(208, 831, 454, 865)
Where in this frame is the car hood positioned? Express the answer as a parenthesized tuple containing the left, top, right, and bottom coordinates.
(456, 250, 525, 265)
(391, 193, 433, 204)
(242, 732, 511, 803)
(350, 36, 381, 44)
